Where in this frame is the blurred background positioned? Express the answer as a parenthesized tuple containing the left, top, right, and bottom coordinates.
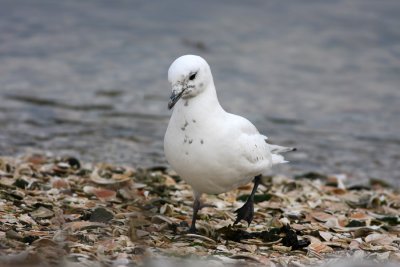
(0, 0, 399, 185)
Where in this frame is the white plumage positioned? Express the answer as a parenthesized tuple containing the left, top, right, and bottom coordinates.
(164, 55, 292, 194)
(164, 55, 294, 230)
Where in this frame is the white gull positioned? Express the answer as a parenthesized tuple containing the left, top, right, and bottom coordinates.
(164, 55, 295, 232)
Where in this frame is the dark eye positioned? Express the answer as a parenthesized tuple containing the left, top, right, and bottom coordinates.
(189, 73, 197, 80)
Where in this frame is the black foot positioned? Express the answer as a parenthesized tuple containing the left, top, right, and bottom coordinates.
(234, 200, 254, 225)
(187, 225, 198, 234)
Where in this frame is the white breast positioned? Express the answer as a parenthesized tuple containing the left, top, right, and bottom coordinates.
(164, 100, 273, 194)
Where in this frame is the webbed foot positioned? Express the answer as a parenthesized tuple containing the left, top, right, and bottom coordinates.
(234, 199, 254, 225)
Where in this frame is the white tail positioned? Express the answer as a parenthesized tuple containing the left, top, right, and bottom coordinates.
(267, 142, 296, 165)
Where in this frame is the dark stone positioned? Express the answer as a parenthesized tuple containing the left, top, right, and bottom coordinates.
(348, 185, 371, 191)
(23, 235, 39, 244)
(380, 216, 400, 226)
(170, 223, 178, 234)
(294, 172, 327, 180)
(6, 229, 23, 241)
(346, 220, 366, 227)
(66, 157, 81, 169)
(146, 166, 167, 172)
(179, 221, 189, 228)
(89, 207, 114, 223)
(14, 178, 29, 189)
(133, 247, 146, 254)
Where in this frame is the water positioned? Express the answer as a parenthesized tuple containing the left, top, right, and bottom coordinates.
(0, 0, 399, 185)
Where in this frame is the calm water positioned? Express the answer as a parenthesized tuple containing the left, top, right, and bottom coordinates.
(0, 0, 399, 185)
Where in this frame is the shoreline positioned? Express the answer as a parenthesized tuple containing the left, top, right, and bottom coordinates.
(1, 154, 400, 266)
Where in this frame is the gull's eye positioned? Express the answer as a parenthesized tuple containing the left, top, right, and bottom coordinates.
(189, 73, 197, 80)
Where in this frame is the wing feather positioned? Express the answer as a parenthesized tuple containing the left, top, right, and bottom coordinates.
(226, 113, 296, 169)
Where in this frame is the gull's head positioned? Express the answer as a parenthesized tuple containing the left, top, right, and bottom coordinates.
(167, 55, 212, 109)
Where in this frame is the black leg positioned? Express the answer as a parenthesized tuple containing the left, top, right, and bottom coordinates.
(189, 194, 201, 233)
(234, 175, 262, 226)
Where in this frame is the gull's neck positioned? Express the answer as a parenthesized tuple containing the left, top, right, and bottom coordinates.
(172, 81, 225, 118)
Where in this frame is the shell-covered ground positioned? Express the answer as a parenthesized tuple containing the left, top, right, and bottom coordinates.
(1, 155, 400, 267)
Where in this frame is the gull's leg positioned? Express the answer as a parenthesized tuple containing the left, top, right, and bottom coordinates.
(234, 175, 262, 226)
(189, 192, 201, 233)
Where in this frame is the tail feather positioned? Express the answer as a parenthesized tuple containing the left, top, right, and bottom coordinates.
(271, 154, 288, 165)
(267, 142, 297, 165)
(268, 144, 297, 154)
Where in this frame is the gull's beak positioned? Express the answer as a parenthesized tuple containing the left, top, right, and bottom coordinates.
(168, 85, 185, 110)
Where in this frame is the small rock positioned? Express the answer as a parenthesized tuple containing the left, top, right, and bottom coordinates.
(30, 206, 54, 219)
(136, 229, 149, 238)
(151, 215, 173, 225)
(18, 214, 37, 226)
(63, 221, 107, 232)
(89, 207, 114, 223)
(10, 190, 25, 199)
(0, 177, 15, 188)
(51, 178, 70, 189)
(65, 157, 81, 169)
(14, 178, 29, 189)
(53, 162, 70, 174)
(84, 186, 117, 202)
(6, 230, 23, 241)
(56, 162, 70, 170)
